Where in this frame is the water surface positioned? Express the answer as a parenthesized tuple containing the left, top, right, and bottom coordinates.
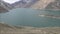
(0, 8, 60, 27)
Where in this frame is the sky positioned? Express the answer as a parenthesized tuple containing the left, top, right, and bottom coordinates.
(3, 0, 21, 4)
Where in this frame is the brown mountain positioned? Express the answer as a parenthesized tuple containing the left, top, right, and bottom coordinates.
(31, 0, 60, 9)
(30, 0, 55, 9)
(0, 0, 60, 12)
(46, 0, 60, 9)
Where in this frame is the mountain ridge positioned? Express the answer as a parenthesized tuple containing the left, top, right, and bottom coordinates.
(0, 0, 60, 13)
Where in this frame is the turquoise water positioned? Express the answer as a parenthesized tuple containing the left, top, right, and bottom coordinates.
(0, 8, 60, 27)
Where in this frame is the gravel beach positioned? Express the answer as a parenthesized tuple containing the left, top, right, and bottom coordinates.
(0, 23, 60, 34)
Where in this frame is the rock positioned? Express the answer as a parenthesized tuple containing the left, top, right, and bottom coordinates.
(0, 6, 8, 13)
(0, 23, 60, 34)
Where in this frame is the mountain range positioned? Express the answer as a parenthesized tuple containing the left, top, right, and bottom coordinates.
(0, 0, 60, 13)
(10, 0, 39, 8)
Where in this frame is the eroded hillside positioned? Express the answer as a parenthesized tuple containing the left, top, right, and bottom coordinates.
(1, 0, 60, 10)
(46, 0, 60, 9)
(31, 0, 55, 9)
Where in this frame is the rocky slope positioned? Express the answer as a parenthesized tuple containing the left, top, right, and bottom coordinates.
(0, 0, 39, 13)
(46, 0, 60, 9)
(0, 0, 60, 13)
(0, 6, 8, 13)
(31, 0, 55, 9)
(31, 0, 60, 9)
(0, 23, 60, 34)
(10, 0, 39, 8)
(2, 1, 13, 10)
(1, 0, 60, 10)
(0, 0, 10, 13)
(0, 0, 13, 13)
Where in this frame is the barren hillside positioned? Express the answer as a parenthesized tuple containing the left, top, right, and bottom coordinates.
(46, 0, 60, 9)
(31, 0, 55, 9)
(1, 0, 60, 10)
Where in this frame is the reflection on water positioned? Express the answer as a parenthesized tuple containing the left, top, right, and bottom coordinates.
(0, 8, 60, 27)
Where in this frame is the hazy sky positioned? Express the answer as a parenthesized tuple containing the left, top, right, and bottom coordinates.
(3, 0, 21, 4)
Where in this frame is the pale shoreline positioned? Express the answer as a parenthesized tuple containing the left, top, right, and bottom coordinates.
(0, 23, 60, 34)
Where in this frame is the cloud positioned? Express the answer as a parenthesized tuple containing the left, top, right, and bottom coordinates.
(3, 0, 20, 4)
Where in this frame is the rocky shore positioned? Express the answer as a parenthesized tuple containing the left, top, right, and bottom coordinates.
(0, 23, 60, 34)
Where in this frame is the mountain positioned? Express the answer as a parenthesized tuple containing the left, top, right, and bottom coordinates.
(0, 0, 39, 13)
(0, 0, 13, 13)
(46, 0, 60, 9)
(0, 0, 60, 12)
(31, 0, 60, 9)
(11, 0, 39, 8)
(0, 0, 8, 13)
(30, 0, 55, 9)
(0, 6, 8, 13)
(1, 1, 14, 10)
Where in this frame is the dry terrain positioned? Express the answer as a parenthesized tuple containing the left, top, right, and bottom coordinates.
(0, 23, 60, 34)
(31, 0, 55, 9)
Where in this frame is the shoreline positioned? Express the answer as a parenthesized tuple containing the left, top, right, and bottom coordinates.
(0, 23, 60, 34)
